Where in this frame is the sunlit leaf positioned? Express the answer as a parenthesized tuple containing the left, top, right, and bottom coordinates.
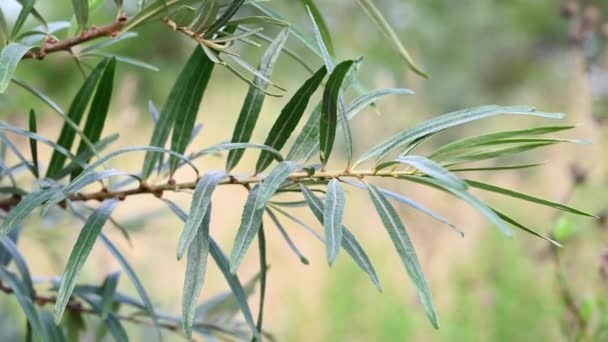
(227, 29, 288, 171)
(354, 106, 565, 167)
(366, 183, 439, 328)
(177, 171, 227, 260)
(323, 179, 345, 264)
(256, 66, 326, 173)
(55, 200, 119, 323)
(182, 204, 212, 338)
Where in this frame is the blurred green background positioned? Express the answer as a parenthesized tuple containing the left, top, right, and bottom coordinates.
(1, 0, 607, 341)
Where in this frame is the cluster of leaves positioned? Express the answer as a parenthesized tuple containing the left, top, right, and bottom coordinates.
(0, 0, 595, 341)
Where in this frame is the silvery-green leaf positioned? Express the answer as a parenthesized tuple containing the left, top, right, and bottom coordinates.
(366, 183, 438, 328)
(229, 185, 264, 273)
(55, 200, 119, 323)
(0, 43, 33, 94)
(182, 205, 212, 337)
(265, 208, 309, 264)
(0, 189, 55, 240)
(177, 171, 227, 260)
(323, 179, 345, 264)
(396, 155, 467, 191)
(255, 161, 300, 210)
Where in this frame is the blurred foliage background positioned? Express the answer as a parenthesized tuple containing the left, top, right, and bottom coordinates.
(1, 0, 607, 341)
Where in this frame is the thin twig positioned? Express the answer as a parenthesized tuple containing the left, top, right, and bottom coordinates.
(22, 16, 129, 60)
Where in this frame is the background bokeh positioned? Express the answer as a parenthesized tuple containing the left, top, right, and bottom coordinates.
(1, 0, 607, 341)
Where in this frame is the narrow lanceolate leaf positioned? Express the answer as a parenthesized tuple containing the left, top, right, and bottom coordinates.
(286, 102, 322, 162)
(172, 5, 196, 27)
(324, 179, 345, 264)
(77, 293, 128, 342)
(320, 60, 354, 166)
(0, 267, 46, 342)
(266, 208, 309, 264)
(256, 66, 327, 173)
(177, 171, 227, 260)
(354, 105, 566, 167)
(0, 9, 9, 44)
(142, 46, 209, 179)
(492, 208, 561, 247)
(182, 206, 212, 338)
(0, 236, 35, 298)
(230, 185, 264, 273)
(72, 0, 89, 30)
(169, 49, 214, 174)
(227, 29, 289, 171)
(403, 175, 513, 237)
(124, 0, 200, 32)
(396, 156, 467, 191)
(256, 161, 300, 210)
(72, 58, 117, 178)
(465, 179, 595, 217)
(28, 110, 39, 178)
(11, 0, 35, 38)
(347, 88, 415, 120)
(355, 0, 427, 78)
(39, 309, 66, 342)
(366, 183, 439, 328)
(0, 189, 54, 240)
(209, 239, 263, 341)
(47, 59, 110, 179)
(299, 184, 382, 291)
(0, 43, 33, 93)
(193, 142, 284, 162)
(301, 0, 334, 55)
(55, 200, 119, 323)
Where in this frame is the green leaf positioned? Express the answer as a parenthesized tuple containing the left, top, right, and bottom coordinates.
(0, 43, 32, 93)
(256, 66, 327, 173)
(230, 184, 264, 273)
(72, 0, 89, 30)
(142, 46, 208, 179)
(256, 161, 300, 210)
(465, 179, 595, 217)
(347, 88, 414, 120)
(12, 79, 65, 115)
(396, 155, 467, 191)
(265, 208, 309, 264)
(99, 233, 161, 339)
(403, 175, 513, 237)
(194, 142, 284, 162)
(28, 110, 39, 178)
(227, 29, 289, 171)
(169, 48, 214, 174)
(177, 171, 227, 260)
(429, 125, 575, 160)
(46, 58, 111, 179)
(77, 293, 128, 342)
(355, 0, 427, 78)
(323, 179, 345, 265)
(72, 58, 116, 178)
(100, 272, 120, 320)
(0, 267, 45, 342)
(0, 9, 9, 45)
(204, 0, 245, 37)
(286, 102, 322, 162)
(449, 162, 545, 173)
(182, 204, 211, 338)
(0, 189, 54, 240)
(55, 200, 119, 323)
(123, 0, 199, 32)
(354, 105, 565, 167)
(320, 60, 354, 166)
(299, 184, 382, 291)
(342, 179, 461, 236)
(440, 142, 558, 166)
(492, 208, 561, 247)
(365, 183, 439, 328)
(254, 225, 267, 339)
(209, 239, 263, 341)
(301, 0, 334, 55)
(227, 15, 289, 28)
(192, 0, 219, 34)
(11, 0, 35, 38)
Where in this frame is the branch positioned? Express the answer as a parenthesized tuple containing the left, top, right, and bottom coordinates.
(22, 16, 128, 60)
(0, 169, 416, 211)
